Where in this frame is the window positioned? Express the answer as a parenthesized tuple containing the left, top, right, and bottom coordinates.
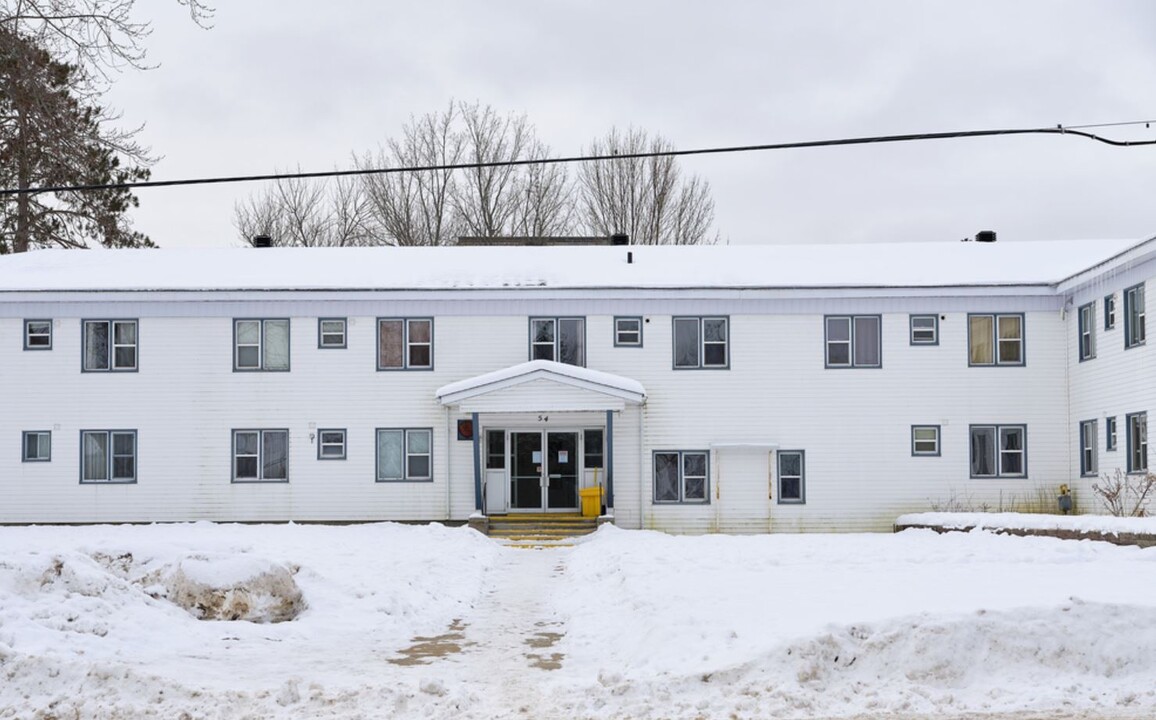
(378, 318, 433, 370)
(969, 425, 1026, 478)
(1125, 284, 1146, 349)
(318, 318, 347, 349)
(911, 425, 940, 456)
(653, 450, 709, 503)
(233, 429, 288, 482)
(825, 315, 881, 367)
(22, 431, 51, 462)
(1107, 416, 1118, 451)
(673, 317, 729, 369)
(614, 317, 643, 347)
(968, 314, 1024, 366)
(583, 429, 604, 469)
(24, 320, 51, 350)
(234, 319, 290, 371)
(909, 315, 938, 345)
(1127, 412, 1147, 473)
(376, 428, 432, 482)
(81, 430, 136, 483)
(317, 429, 346, 460)
(486, 430, 505, 470)
(1077, 302, 1095, 361)
(1105, 294, 1116, 330)
(83, 320, 137, 371)
(529, 317, 585, 366)
(1080, 420, 1097, 477)
(777, 450, 805, 504)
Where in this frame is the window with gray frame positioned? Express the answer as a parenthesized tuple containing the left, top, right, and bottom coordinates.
(1127, 412, 1147, 473)
(1107, 416, 1118, 451)
(673, 317, 728, 369)
(777, 450, 805, 503)
(1105, 294, 1116, 330)
(1078, 302, 1095, 361)
(909, 315, 938, 345)
(825, 315, 881, 367)
(968, 314, 1023, 366)
(24, 320, 51, 350)
(234, 319, 289, 371)
(317, 429, 346, 460)
(22, 431, 51, 462)
(1080, 420, 1097, 477)
(486, 430, 505, 470)
(911, 426, 940, 456)
(969, 425, 1026, 478)
(81, 430, 136, 483)
(376, 428, 432, 481)
(233, 429, 288, 481)
(1125, 284, 1146, 349)
(529, 317, 585, 366)
(378, 318, 432, 369)
(584, 429, 604, 469)
(614, 317, 643, 347)
(83, 320, 137, 371)
(318, 318, 347, 349)
(653, 450, 708, 503)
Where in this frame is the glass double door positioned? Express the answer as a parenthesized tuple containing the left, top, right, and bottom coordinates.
(510, 431, 579, 511)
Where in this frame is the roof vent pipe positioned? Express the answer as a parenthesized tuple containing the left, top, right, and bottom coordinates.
(252, 235, 273, 248)
(627, 251, 634, 264)
(975, 230, 997, 243)
(610, 233, 629, 246)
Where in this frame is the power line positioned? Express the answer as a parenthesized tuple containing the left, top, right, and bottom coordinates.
(2, 123, 1155, 197)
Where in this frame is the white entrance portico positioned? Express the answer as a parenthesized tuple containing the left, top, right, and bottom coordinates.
(436, 360, 647, 516)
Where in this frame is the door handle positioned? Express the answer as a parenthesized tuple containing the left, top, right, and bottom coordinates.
(548, 474, 563, 479)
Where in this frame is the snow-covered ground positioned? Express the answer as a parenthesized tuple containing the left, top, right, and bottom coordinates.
(1, 519, 1155, 719)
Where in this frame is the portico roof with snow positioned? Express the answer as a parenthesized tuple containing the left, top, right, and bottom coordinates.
(436, 360, 647, 413)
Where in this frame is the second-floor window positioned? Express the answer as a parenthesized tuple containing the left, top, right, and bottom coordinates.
(968, 314, 1023, 366)
(825, 315, 881, 368)
(1078, 302, 1096, 361)
(24, 319, 52, 350)
(673, 317, 728, 369)
(235, 319, 289, 371)
(84, 320, 137, 371)
(1105, 294, 1116, 330)
(1125, 284, 1146, 349)
(378, 318, 433, 370)
(530, 317, 585, 366)
(318, 318, 347, 349)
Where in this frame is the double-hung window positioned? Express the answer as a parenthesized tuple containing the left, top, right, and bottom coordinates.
(653, 450, 709, 503)
(378, 318, 433, 370)
(376, 428, 432, 481)
(673, 317, 728, 369)
(909, 315, 938, 345)
(969, 425, 1026, 478)
(1127, 412, 1147, 473)
(1125, 284, 1146, 349)
(825, 315, 881, 367)
(614, 317, 643, 347)
(529, 317, 585, 366)
(911, 426, 940, 456)
(234, 319, 289, 371)
(583, 429, 604, 469)
(233, 429, 288, 482)
(1078, 302, 1095, 361)
(81, 430, 136, 483)
(318, 318, 347, 349)
(777, 450, 805, 504)
(1106, 416, 1118, 451)
(317, 429, 347, 460)
(83, 320, 137, 371)
(1105, 294, 1117, 330)
(1079, 420, 1098, 477)
(968, 314, 1023, 366)
(24, 320, 52, 350)
(22, 431, 51, 462)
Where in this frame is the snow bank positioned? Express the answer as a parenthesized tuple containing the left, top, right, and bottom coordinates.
(896, 511, 1156, 536)
(159, 554, 305, 622)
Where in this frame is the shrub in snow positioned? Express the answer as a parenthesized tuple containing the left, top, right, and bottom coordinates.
(1093, 469, 1156, 517)
(159, 555, 305, 623)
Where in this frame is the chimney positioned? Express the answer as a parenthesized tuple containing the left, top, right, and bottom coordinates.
(610, 233, 629, 246)
(975, 230, 997, 243)
(252, 235, 273, 248)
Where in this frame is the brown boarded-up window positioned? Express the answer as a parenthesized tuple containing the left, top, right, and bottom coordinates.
(378, 320, 404, 369)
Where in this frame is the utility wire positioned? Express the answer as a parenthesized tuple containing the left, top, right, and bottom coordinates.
(2, 123, 1155, 197)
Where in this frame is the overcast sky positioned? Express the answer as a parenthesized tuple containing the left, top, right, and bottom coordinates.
(104, 0, 1156, 248)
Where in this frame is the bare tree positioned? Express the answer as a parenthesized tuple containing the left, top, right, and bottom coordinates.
(233, 172, 372, 247)
(452, 101, 532, 237)
(578, 127, 717, 245)
(510, 139, 574, 237)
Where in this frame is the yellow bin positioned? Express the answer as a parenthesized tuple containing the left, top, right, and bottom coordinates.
(579, 486, 603, 518)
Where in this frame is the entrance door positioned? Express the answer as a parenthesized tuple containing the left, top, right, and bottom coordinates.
(509, 431, 579, 511)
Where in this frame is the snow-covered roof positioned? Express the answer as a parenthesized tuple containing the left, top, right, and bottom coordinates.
(436, 360, 646, 406)
(0, 237, 1151, 292)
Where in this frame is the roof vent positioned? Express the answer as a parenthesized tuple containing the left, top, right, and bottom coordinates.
(610, 233, 629, 246)
(975, 230, 997, 243)
(252, 235, 273, 248)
